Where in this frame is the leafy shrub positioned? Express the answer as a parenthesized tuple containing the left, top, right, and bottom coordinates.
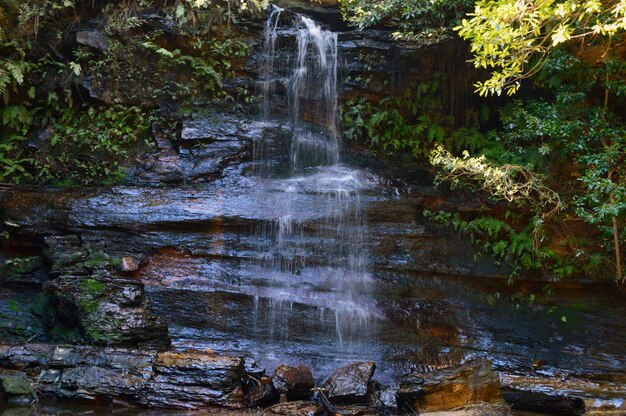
(341, 77, 491, 158)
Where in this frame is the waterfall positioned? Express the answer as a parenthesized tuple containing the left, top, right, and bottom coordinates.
(260, 8, 340, 171)
(252, 7, 378, 351)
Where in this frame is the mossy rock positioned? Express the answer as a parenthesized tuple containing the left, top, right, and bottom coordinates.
(0, 256, 44, 284)
(0, 372, 37, 403)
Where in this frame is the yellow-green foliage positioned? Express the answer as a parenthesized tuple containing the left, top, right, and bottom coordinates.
(429, 145, 560, 215)
(455, 0, 626, 96)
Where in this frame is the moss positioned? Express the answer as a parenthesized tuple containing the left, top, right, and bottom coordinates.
(79, 298, 100, 314)
(0, 296, 45, 341)
(0, 373, 36, 397)
(7, 300, 20, 313)
(84, 251, 112, 270)
(79, 278, 106, 295)
(86, 326, 106, 343)
(77, 278, 107, 314)
(29, 293, 51, 317)
(110, 256, 122, 268)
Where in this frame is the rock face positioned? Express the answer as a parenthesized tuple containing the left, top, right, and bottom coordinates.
(76, 30, 109, 51)
(44, 276, 169, 348)
(0, 343, 246, 409)
(323, 361, 376, 404)
(396, 359, 503, 413)
(43, 235, 169, 348)
(272, 365, 315, 401)
(0, 256, 45, 286)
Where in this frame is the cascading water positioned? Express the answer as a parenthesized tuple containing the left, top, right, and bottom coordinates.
(252, 7, 379, 349)
(260, 7, 339, 171)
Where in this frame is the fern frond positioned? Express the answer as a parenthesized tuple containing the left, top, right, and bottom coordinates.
(4, 61, 24, 85)
(0, 68, 9, 97)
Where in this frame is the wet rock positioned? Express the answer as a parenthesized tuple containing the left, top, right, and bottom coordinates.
(76, 30, 109, 51)
(121, 256, 140, 272)
(44, 235, 120, 277)
(377, 385, 398, 408)
(131, 153, 191, 183)
(396, 359, 503, 413)
(57, 365, 145, 402)
(273, 0, 346, 31)
(263, 401, 325, 416)
(1, 343, 246, 409)
(0, 371, 36, 404)
(130, 140, 251, 183)
(323, 361, 376, 404)
(141, 350, 246, 409)
(0, 290, 47, 343)
(180, 114, 244, 141)
(0, 344, 55, 369)
(0, 256, 44, 285)
(503, 389, 585, 416)
(245, 375, 277, 407)
(151, 122, 175, 151)
(42, 235, 169, 348)
(26, 124, 54, 150)
(272, 365, 315, 401)
(44, 276, 169, 348)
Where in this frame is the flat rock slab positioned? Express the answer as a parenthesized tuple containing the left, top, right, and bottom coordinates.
(0, 344, 246, 409)
(180, 114, 258, 141)
(397, 359, 503, 413)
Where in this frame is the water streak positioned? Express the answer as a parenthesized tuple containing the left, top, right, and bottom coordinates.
(252, 7, 378, 350)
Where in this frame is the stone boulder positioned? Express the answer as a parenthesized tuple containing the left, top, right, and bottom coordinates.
(44, 276, 169, 348)
(0, 371, 37, 405)
(396, 359, 503, 413)
(272, 364, 315, 401)
(121, 256, 140, 272)
(141, 351, 246, 409)
(42, 235, 169, 348)
(323, 361, 376, 404)
(1, 343, 246, 409)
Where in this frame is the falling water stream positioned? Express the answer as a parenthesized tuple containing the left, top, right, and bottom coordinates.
(252, 7, 378, 349)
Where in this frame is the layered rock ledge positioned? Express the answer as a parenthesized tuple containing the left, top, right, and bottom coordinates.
(0, 344, 245, 409)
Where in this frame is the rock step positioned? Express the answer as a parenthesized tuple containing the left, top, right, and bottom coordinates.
(0, 344, 245, 409)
